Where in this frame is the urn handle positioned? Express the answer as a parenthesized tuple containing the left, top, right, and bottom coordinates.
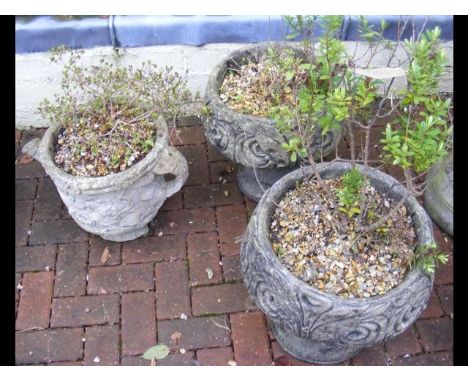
(21, 138, 42, 163)
(152, 146, 189, 198)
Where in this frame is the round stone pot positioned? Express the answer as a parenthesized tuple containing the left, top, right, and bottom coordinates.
(424, 151, 453, 236)
(240, 162, 435, 364)
(202, 42, 343, 202)
(22, 116, 188, 242)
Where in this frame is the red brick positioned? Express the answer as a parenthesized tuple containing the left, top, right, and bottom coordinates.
(84, 325, 119, 366)
(157, 351, 196, 366)
(169, 126, 205, 146)
(50, 295, 119, 327)
(16, 328, 84, 364)
(222, 255, 242, 281)
(434, 253, 453, 285)
(187, 232, 222, 286)
(121, 292, 156, 356)
(391, 352, 453, 366)
(88, 263, 154, 294)
(415, 317, 453, 352)
(155, 260, 190, 319)
(33, 178, 63, 221)
(48, 361, 83, 366)
(192, 283, 255, 316)
(179, 145, 210, 186)
(120, 356, 151, 366)
(154, 208, 216, 235)
(29, 220, 89, 245)
(197, 347, 234, 366)
(209, 161, 237, 184)
(89, 235, 121, 267)
(244, 197, 257, 218)
(15, 245, 56, 272)
(160, 191, 183, 211)
(384, 165, 405, 182)
(175, 115, 202, 127)
(16, 179, 37, 200)
(16, 200, 33, 246)
(207, 143, 227, 162)
(15, 160, 47, 179)
(184, 183, 243, 208)
(420, 290, 444, 319)
(352, 344, 388, 366)
(231, 311, 272, 366)
(16, 272, 54, 330)
(216, 204, 248, 256)
(122, 235, 185, 264)
(61, 204, 71, 219)
(433, 225, 453, 253)
(15, 273, 21, 307)
(54, 243, 88, 297)
(436, 285, 453, 316)
(157, 315, 231, 350)
(271, 341, 313, 366)
(385, 326, 422, 357)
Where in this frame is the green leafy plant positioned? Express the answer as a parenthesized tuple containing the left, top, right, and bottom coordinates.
(410, 244, 448, 274)
(335, 166, 365, 218)
(281, 137, 307, 162)
(274, 17, 452, 275)
(38, 45, 198, 177)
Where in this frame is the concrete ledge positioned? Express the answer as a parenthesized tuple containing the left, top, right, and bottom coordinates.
(15, 41, 453, 129)
(16, 15, 453, 53)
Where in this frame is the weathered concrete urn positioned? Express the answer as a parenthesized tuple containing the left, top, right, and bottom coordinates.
(202, 43, 343, 202)
(240, 163, 435, 364)
(22, 116, 188, 242)
(424, 151, 453, 236)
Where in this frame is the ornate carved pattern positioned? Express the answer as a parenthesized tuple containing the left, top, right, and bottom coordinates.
(240, 164, 434, 362)
(203, 44, 343, 170)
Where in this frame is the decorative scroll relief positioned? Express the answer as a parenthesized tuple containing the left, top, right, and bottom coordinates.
(241, 209, 433, 350)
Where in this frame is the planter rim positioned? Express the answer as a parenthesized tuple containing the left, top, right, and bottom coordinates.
(205, 41, 304, 126)
(250, 162, 435, 306)
(30, 115, 169, 194)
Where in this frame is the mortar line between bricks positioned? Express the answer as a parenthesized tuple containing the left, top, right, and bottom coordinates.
(118, 293, 123, 365)
(412, 323, 427, 354)
(25, 178, 39, 247)
(15, 272, 23, 322)
(45, 321, 122, 331)
(47, 244, 59, 326)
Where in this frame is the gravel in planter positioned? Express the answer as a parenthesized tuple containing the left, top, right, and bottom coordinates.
(219, 50, 308, 117)
(54, 111, 157, 177)
(270, 178, 416, 299)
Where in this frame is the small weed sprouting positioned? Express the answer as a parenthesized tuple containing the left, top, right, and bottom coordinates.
(410, 243, 448, 275)
(335, 167, 365, 218)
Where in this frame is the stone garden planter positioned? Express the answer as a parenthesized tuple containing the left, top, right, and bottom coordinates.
(22, 116, 188, 242)
(424, 151, 453, 236)
(240, 162, 434, 364)
(202, 43, 343, 201)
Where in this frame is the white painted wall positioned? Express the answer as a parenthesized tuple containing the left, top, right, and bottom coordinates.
(15, 41, 453, 130)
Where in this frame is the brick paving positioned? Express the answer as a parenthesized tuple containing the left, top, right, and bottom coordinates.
(15, 120, 453, 366)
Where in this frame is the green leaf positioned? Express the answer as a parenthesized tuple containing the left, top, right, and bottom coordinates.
(290, 151, 297, 162)
(299, 63, 312, 70)
(142, 344, 170, 360)
(286, 33, 299, 40)
(285, 71, 294, 81)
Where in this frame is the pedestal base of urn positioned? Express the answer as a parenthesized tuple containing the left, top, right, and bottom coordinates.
(271, 323, 360, 365)
(236, 164, 298, 202)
